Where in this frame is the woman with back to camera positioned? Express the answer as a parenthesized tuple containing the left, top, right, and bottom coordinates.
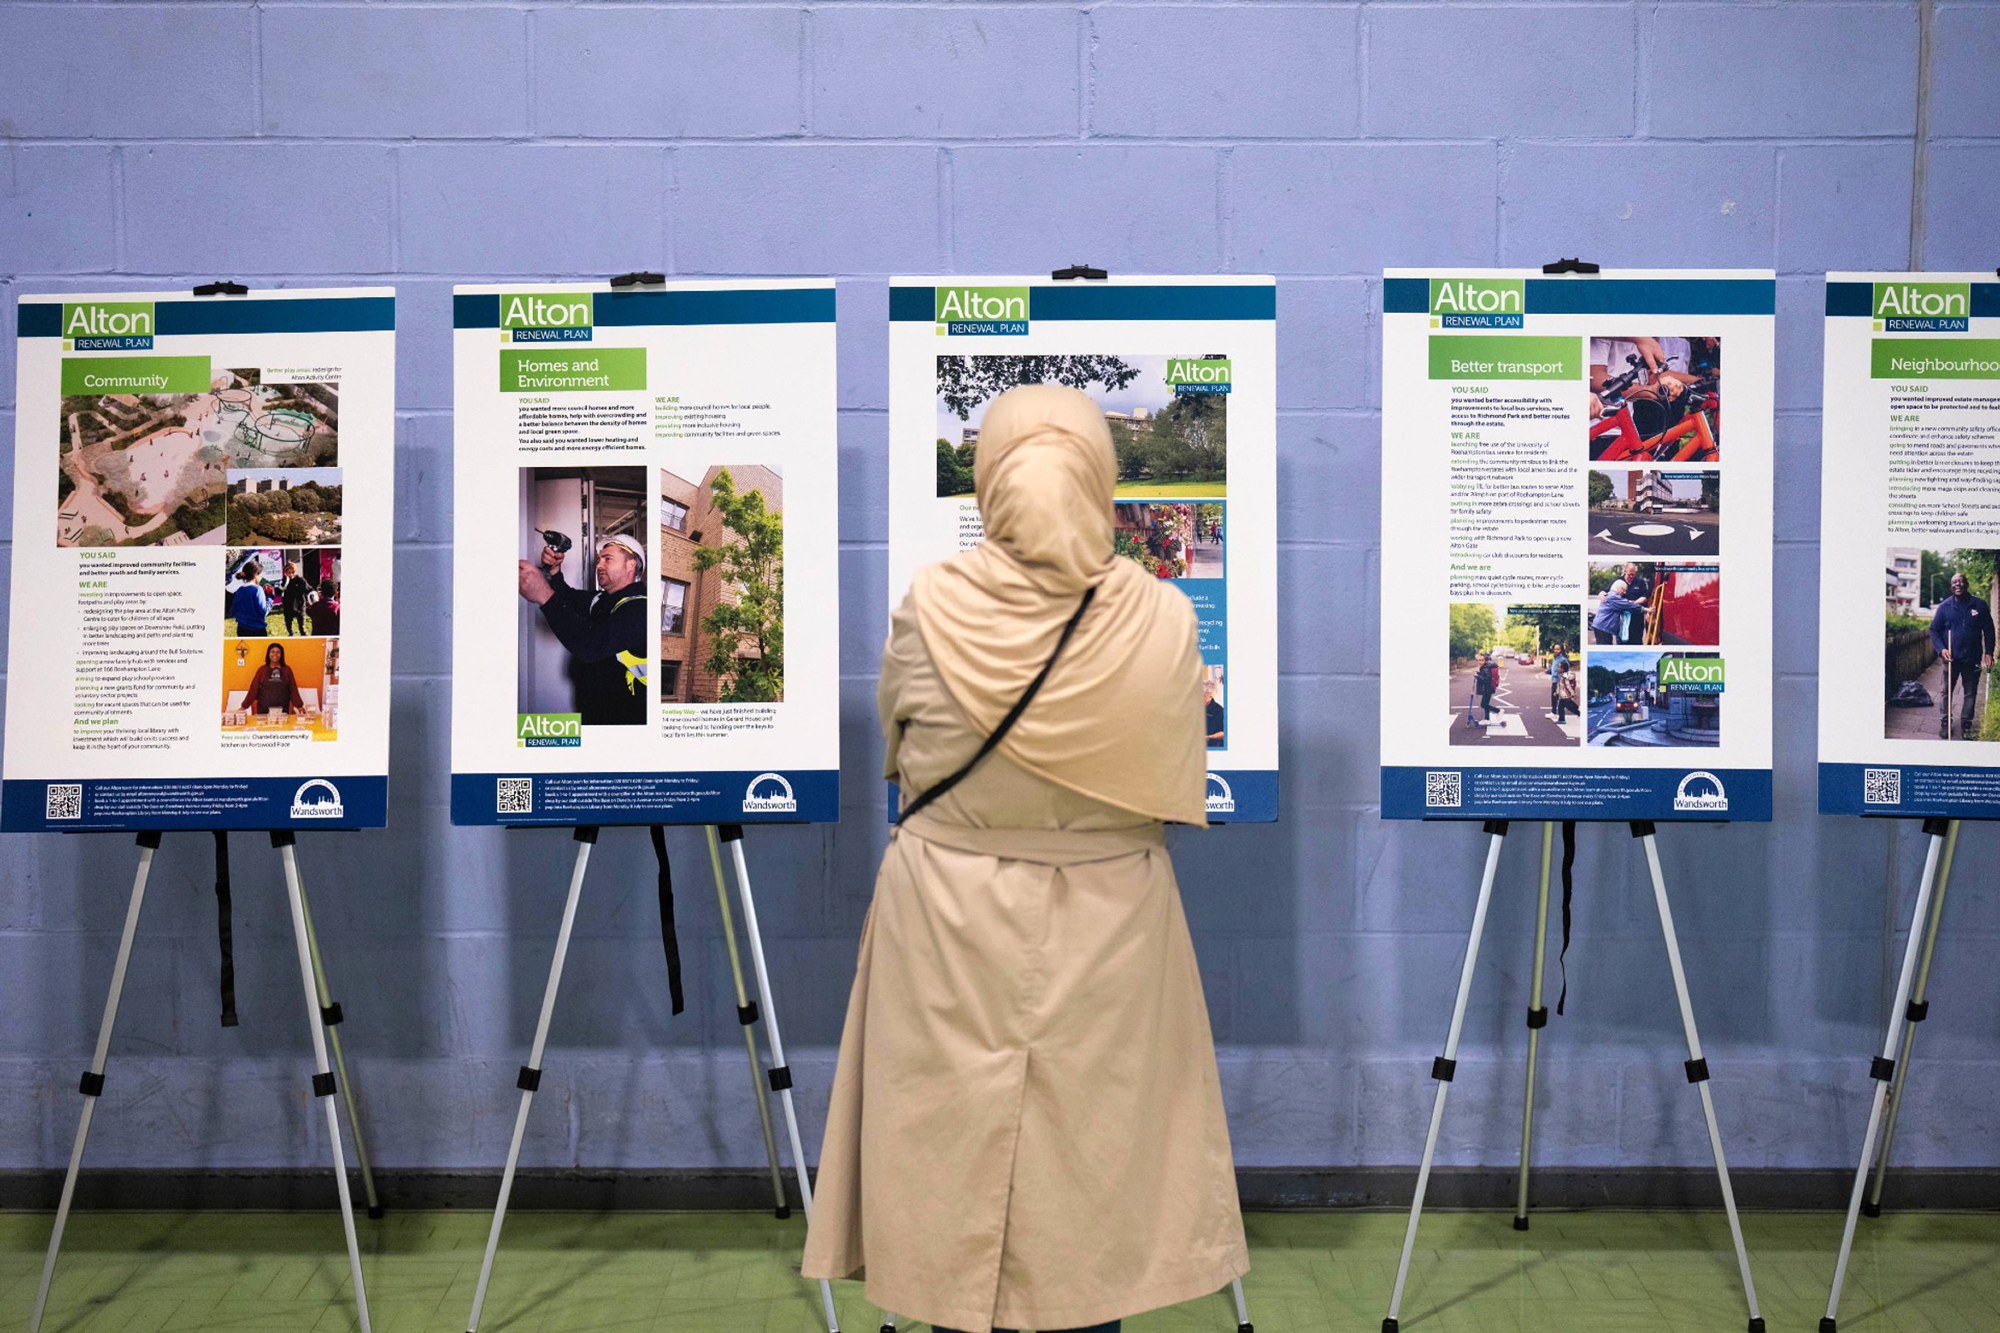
(802, 385, 1247, 1333)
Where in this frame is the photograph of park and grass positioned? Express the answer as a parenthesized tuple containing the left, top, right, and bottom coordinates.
(934, 354, 1227, 498)
(56, 368, 337, 548)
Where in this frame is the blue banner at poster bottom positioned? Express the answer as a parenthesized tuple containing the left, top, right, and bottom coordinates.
(451, 769, 839, 826)
(2, 775, 388, 833)
(884, 767, 1278, 824)
(1820, 762, 2000, 818)
(1381, 766, 1772, 822)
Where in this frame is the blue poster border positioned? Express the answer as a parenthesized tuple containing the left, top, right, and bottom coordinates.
(3, 775, 388, 833)
(1820, 762, 2000, 818)
(1382, 766, 1772, 822)
(451, 769, 839, 827)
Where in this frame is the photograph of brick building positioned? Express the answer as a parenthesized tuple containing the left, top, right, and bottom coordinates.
(659, 464, 785, 703)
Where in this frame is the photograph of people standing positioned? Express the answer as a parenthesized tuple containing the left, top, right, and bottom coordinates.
(1931, 571, 1995, 740)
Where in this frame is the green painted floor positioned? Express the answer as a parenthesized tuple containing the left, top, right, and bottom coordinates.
(3, 1209, 1996, 1332)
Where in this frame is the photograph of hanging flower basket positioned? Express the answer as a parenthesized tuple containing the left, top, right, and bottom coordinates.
(1113, 501, 1223, 581)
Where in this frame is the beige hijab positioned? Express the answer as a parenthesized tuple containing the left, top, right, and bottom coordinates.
(911, 384, 1208, 825)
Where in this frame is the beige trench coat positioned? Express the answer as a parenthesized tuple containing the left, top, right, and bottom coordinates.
(801, 597, 1247, 1332)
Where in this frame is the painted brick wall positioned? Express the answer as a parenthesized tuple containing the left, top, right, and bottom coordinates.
(2, 1, 1997, 1181)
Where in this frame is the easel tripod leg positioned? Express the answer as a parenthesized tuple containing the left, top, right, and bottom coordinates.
(28, 832, 162, 1333)
(1634, 826, 1761, 1332)
(720, 826, 841, 1333)
(1514, 821, 1556, 1230)
(293, 858, 383, 1219)
(1866, 818, 1958, 1217)
(705, 825, 790, 1218)
(275, 833, 373, 1333)
(1383, 822, 1509, 1333)
(466, 827, 597, 1333)
(1823, 819, 1950, 1332)
(1230, 1275, 1252, 1332)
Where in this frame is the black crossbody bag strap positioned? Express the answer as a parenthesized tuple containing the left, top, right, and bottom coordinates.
(898, 585, 1098, 825)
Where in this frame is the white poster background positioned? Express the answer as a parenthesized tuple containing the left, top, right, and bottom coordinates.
(888, 275, 1278, 820)
(1379, 268, 1775, 820)
(1818, 272, 2000, 815)
(448, 280, 839, 825)
(4, 288, 394, 831)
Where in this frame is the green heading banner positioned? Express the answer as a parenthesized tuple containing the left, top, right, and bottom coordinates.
(1870, 339, 2000, 379)
(1427, 335, 1581, 380)
(500, 347, 646, 393)
(60, 355, 209, 395)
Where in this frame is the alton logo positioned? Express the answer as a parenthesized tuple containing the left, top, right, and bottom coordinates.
(502, 292, 594, 343)
(1658, 656, 1725, 694)
(1673, 770, 1728, 813)
(64, 302, 155, 350)
(517, 712, 582, 747)
(935, 286, 1029, 336)
(1167, 358, 1232, 395)
(1430, 278, 1524, 329)
(1874, 282, 1969, 332)
(1205, 773, 1235, 815)
(290, 779, 345, 819)
(744, 772, 797, 814)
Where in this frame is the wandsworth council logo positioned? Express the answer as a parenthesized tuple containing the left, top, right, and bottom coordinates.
(1672, 771, 1728, 813)
(1205, 773, 1235, 815)
(291, 779, 346, 819)
(743, 772, 797, 814)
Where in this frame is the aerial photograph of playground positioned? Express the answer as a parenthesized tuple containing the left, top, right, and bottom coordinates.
(57, 369, 338, 547)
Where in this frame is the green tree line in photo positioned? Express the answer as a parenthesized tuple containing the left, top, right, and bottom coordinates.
(693, 468, 784, 703)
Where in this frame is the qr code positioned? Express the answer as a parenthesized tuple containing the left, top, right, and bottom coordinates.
(496, 778, 533, 816)
(45, 784, 83, 821)
(1864, 768, 1901, 806)
(1425, 771, 1462, 809)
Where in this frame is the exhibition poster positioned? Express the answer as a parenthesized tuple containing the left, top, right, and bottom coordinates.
(448, 281, 838, 826)
(3, 288, 395, 831)
(888, 276, 1279, 821)
(1818, 273, 2000, 816)
(1379, 269, 1775, 821)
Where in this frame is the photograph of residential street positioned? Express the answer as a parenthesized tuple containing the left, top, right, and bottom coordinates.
(1585, 650, 1721, 747)
(1588, 469, 1720, 557)
(1447, 602, 1583, 746)
(660, 464, 785, 704)
(935, 353, 1227, 497)
(227, 468, 343, 545)
(57, 368, 337, 547)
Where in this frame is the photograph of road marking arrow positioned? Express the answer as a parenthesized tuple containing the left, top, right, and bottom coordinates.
(1589, 468, 1720, 556)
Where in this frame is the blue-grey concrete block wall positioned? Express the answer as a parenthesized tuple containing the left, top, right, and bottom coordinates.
(1, 0, 1997, 1178)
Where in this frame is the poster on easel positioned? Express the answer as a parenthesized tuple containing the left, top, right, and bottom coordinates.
(2, 288, 395, 832)
(1819, 272, 2000, 816)
(887, 275, 1279, 821)
(448, 280, 839, 826)
(1379, 268, 1775, 821)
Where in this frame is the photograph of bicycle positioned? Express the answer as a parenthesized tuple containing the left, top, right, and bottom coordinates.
(1587, 335, 1722, 464)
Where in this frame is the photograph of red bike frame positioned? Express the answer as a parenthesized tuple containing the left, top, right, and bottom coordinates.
(1587, 335, 1722, 463)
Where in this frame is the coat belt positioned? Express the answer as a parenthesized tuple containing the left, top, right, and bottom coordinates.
(897, 811, 1163, 866)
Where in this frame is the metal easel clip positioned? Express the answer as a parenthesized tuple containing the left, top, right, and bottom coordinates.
(1541, 258, 1599, 275)
(193, 280, 250, 296)
(1050, 264, 1108, 280)
(608, 271, 665, 288)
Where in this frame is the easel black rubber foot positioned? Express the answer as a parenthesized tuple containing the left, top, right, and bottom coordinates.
(1747, 1319, 1764, 1333)
(367, 1205, 384, 1220)
(1820, 1319, 1837, 1332)
(880, 1324, 895, 1333)
(1860, 1200, 1881, 1218)
(1382, 1319, 1399, 1333)
(775, 1205, 792, 1220)
(1512, 1215, 1530, 1231)
(1237, 1323, 1253, 1333)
